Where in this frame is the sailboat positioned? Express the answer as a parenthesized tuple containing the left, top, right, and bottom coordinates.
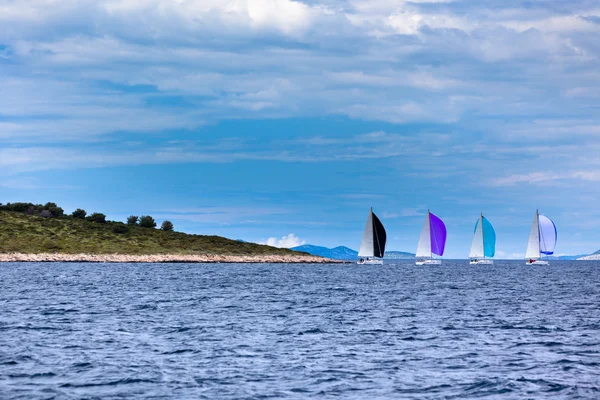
(415, 210, 447, 265)
(357, 207, 387, 265)
(525, 209, 557, 265)
(469, 213, 496, 265)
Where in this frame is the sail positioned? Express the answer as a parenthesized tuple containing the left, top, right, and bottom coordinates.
(525, 211, 540, 259)
(358, 209, 374, 257)
(538, 214, 557, 255)
(482, 216, 496, 257)
(469, 216, 484, 258)
(429, 213, 446, 256)
(372, 212, 386, 258)
(416, 212, 431, 257)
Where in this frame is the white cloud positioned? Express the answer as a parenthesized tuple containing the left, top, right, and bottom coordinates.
(492, 171, 600, 187)
(261, 233, 306, 248)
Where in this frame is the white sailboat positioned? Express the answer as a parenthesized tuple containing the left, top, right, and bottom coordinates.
(357, 207, 387, 265)
(469, 213, 496, 265)
(415, 210, 447, 266)
(525, 209, 557, 265)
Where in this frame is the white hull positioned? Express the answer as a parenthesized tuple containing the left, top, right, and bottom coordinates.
(416, 259, 441, 266)
(470, 259, 494, 265)
(526, 259, 549, 265)
(357, 258, 383, 265)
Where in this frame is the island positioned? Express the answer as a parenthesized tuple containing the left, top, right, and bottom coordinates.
(0, 202, 337, 263)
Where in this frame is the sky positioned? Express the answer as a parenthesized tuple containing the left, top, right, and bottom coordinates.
(1, 0, 599, 258)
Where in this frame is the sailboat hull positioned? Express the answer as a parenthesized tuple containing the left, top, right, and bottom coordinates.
(526, 259, 549, 265)
(416, 259, 441, 266)
(357, 258, 384, 265)
(470, 259, 493, 265)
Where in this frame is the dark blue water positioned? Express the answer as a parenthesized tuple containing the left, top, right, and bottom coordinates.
(0, 261, 599, 399)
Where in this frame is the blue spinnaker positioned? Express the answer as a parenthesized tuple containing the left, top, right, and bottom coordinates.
(482, 216, 496, 258)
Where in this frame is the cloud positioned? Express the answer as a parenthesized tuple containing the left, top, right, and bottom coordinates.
(0, 0, 599, 144)
(261, 233, 306, 248)
(492, 171, 600, 187)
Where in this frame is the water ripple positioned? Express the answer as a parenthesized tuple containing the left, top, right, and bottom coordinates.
(0, 260, 599, 399)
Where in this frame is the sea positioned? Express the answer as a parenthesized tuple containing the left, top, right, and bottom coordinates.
(0, 261, 598, 399)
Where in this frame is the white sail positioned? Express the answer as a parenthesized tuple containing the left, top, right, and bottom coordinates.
(358, 209, 374, 257)
(525, 210, 540, 259)
(469, 214, 484, 258)
(416, 212, 431, 258)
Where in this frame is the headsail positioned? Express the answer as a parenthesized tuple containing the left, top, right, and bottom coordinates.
(358, 209, 374, 257)
(525, 210, 541, 259)
(416, 212, 432, 258)
(372, 212, 387, 258)
(429, 212, 446, 257)
(538, 214, 557, 255)
(482, 216, 496, 258)
(469, 215, 484, 258)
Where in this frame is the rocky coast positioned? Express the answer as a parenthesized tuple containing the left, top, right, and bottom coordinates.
(0, 253, 340, 263)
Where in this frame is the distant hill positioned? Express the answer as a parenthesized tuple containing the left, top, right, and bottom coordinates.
(546, 255, 590, 260)
(291, 245, 415, 261)
(291, 245, 358, 260)
(385, 251, 417, 260)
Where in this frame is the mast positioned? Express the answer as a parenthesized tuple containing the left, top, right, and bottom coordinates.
(428, 210, 432, 259)
(480, 213, 485, 259)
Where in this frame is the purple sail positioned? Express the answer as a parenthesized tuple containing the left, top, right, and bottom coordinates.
(429, 213, 447, 256)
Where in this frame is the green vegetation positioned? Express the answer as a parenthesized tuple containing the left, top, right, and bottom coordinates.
(139, 215, 157, 229)
(0, 209, 300, 256)
(161, 220, 174, 232)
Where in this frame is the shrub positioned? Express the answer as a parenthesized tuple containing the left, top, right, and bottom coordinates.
(6, 202, 32, 212)
(44, 202, 58, 209)
(27, 206, 36, 215)
(49, 207, 64, 217)
(87, 213, 106, 223)
(161, 220, 174, 232)
(40, 210, 53, 218)
(112, 224, 129, 234)
(127, 215, 139, 225)
(72, 208, 87, 219)
(139, 215, 157, 228)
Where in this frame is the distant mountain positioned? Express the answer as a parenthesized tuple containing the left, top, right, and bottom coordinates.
(291, 245, 358, 260)
(546, 254, 589, 260)
(291, 245, 415, 261)
(385, 251, 417, 260)
(576, 249, 600, 261)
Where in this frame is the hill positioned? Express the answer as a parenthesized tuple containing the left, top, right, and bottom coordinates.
(291, 245, 358, 260)
(0, 210, 303, 257)
(291, 244, 415, 261)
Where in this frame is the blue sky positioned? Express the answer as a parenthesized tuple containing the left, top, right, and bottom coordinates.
(1, 0, 600, 258)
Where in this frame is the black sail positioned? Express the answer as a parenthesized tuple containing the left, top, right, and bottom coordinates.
(372, 213, 387, 258)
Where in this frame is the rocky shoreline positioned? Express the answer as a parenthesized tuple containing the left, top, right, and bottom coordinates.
(0, 253, 343, 264)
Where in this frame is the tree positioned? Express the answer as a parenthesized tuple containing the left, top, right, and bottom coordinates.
(127, 215, 139, 225)
(44, 202, 58, 209)
(72, 209, 87, 219)
(27, 206, 36, 215)
(161, 220, 174, 232)
(40, 210, 53, 218)
(87, 213, 106, 223)
(139, 215, 157, 228)
(49, 207, 64, 217)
